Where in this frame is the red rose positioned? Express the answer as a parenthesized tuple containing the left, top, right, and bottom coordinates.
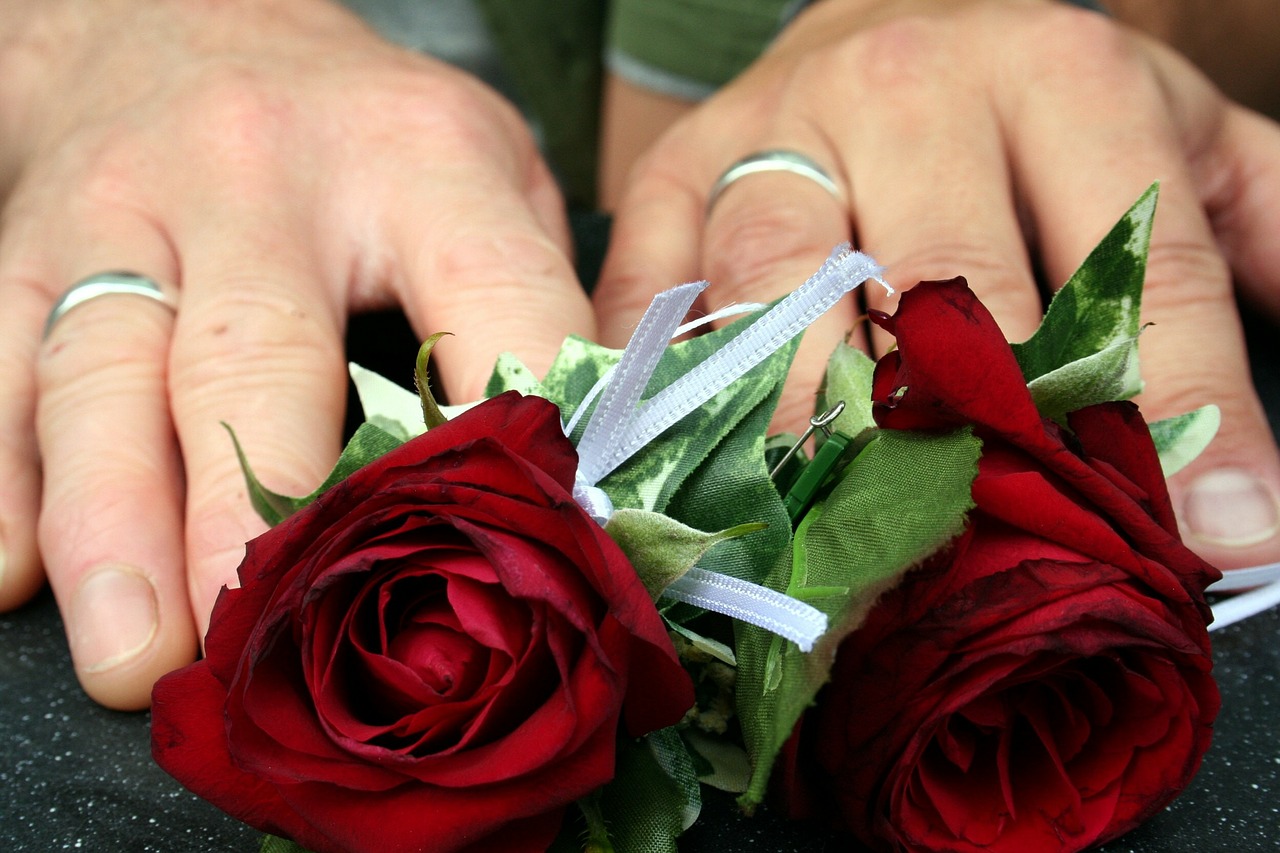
(781, 280, 1220, 852)
(151, 392, 694, 853)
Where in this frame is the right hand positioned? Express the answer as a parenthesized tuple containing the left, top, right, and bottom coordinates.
(0, 0, 592, 709)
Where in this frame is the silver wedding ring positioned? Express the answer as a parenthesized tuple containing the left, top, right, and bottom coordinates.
(707, 149, 842, 215)
(44, 272, 175, 340)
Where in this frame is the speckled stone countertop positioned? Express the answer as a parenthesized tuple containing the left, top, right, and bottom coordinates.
(2, 593, 1277, 852)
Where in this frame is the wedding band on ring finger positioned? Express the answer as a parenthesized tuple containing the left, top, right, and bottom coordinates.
(44, 272, 176, 340)
(706, 149, 843, 216)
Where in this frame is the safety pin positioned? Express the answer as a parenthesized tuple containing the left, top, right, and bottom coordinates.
(769, 401, 846, 481)
(773, 402, 853, 524)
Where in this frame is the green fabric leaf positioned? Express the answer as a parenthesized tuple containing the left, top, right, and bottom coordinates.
(599, 731, 701, 853)
(605, 508, 767, 599)
(1012, 183, 1157, 417)
(1151, 404, 1221, 476)
(819, 339, 878, 448)
(735, 428, 981, 809)
(227, 421, 405, 526)
(683, 729, 751, 794)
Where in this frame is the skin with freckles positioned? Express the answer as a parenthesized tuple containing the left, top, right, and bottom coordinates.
(1, 0, 1278, 712)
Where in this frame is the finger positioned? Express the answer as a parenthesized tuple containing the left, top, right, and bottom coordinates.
(1004, 24, 1280, 567)
(831, 28, 1039, 352)
(0, 207, 51, 613)
(28, 204, 192, 710)
(168, 205, 347, 635)
(386, 168, 594, 402)
(1201, 107, 1280, 322)
(594, 139, 707, 350)
(1175, 107, 1280, 568)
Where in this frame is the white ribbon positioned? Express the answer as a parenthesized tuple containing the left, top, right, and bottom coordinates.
(1209, 560, 1280, 631)
(571, 244, 889, 651)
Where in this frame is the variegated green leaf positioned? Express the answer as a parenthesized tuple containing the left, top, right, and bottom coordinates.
(1013, 183, 1157, 411)
(484, 350, 547, 398)
(349, 362, 474, 438)
(1151, 404, 1221, 476)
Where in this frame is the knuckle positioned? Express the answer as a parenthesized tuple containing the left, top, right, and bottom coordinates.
(1016, 7, 1147, 90)
(432, 228, 570, 294)
(1142, 239, 1233, 311)
(171, 286, 339, 396)
(176, 66, 298, 179)
(817, 16, 949, 93)
(704, 200, 840, 293)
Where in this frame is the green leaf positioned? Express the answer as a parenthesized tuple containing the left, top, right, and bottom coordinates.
(227, 421, 406, 526)
(735, 428, 981, 809)
(668, 620, 736, 667)
(605, 508, 766, 599)
(683, 729, 751, 794)
(348, 363, 423, 441)
(1150, 404, 1221, 476)
(819, 339, 878, 448)
(260, 835, 311, 853)
(599, 731, 701, 853)
(1013, 183, 1157, 417)
(485, 351, 547, 398)
(414, 332, 451, 430)
(524, 310, 797, 588)
(661, 388, 794, 588)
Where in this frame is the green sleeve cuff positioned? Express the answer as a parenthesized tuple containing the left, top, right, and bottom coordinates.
(607, 0, 803, 98)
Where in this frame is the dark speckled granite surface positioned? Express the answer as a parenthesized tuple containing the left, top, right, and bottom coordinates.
(3, 592, 1277, 851)
(3, 219, 1279, 850)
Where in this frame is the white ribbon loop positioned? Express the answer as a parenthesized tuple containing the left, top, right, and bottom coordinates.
(663, 568, 829, 653)
(570, 244, 889, 651)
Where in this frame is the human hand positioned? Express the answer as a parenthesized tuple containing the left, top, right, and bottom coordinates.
(594, 0, 1280, 573)
(0, 0, 592, 709)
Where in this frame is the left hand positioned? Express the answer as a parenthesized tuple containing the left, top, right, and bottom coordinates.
(593, 0, 1280, 571)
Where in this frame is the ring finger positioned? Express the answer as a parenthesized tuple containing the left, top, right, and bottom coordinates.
(28, 200, 192, 710)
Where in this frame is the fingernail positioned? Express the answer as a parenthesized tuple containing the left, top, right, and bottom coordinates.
(70, 565, 159, 673)
(1182, 469, 1280, 548)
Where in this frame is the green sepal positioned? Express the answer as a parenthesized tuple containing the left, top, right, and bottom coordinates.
(597, 730, 701, 853)
(1012, 183, 1157, 419)
(260, 835, 310, 853)
(414, 332, 451, 430)
(605, 508, 767, 599)
(819, 339, 878, 449)
(1150, 404, 1221, 476)
(735, 428, 981, 809)
(227, 420, 406, 526)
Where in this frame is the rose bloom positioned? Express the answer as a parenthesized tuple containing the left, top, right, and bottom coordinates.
(780, 280, 1220, 852)
(152, 392, 693, 853)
